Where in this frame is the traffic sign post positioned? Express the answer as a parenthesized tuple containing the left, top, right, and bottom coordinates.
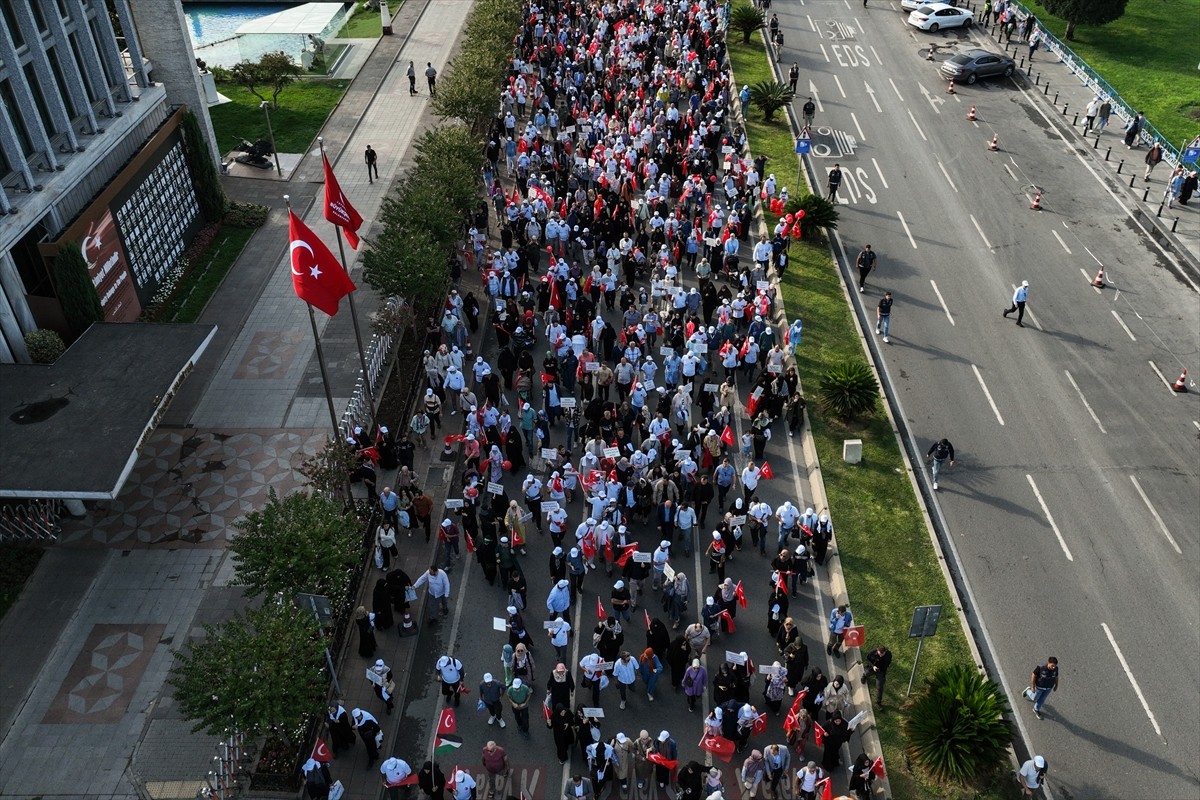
(905, 604, 943, 696)
(794, 134, 811, 190)
(1183, 136, 1200, 164)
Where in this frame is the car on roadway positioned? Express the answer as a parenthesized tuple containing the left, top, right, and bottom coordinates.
(907, 3, 973, 31)
(939, 48, 1016, 83)
(899, 0, 956, 11)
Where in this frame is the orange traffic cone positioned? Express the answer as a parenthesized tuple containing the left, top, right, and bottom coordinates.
(988, 134, 999, 151)
(1030, 191, 1042, 210)
(1172, 369, 1188, 393)
(947, 79, 956, 94)
(967, 105, 977, 121)
(1091, 269, 1106, 288)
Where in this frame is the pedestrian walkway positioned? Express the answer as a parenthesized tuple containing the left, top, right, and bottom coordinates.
(0, 1, 478, 797)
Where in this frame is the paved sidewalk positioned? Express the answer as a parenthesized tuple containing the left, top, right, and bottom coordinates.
(0, 2, 478, 797)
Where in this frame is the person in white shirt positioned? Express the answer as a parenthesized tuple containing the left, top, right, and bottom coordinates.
(436, 654, 464, 706)
(413, 564, 451, 621)
(1017, 756, 1047, 796)
(793, 762, 825, 800)
(548, 613, 572, 662)
(381, 756, 412, 799)
(451, 768, 477, 800)
(675, 502, 698, 557)
(613, 651, 639, 708)
(741, 463, 762, 505)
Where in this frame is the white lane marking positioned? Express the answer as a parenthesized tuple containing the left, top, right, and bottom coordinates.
(1130, 475, 1183, 555)
(819, 42, 830, 63)
(809, 81, 824, 112)
(907, 109, 928, 141)
(1102, 623, 1163, 737)
(843, 0, 851, 9)
(850, 111, 865, 142)
(1003, 164, 1018, 181)
(1083, 245, 1104, 266)
(1147, 360, 1175, 392)
(808, 14, 817, 31)
(1193, 420, 1200, 432)
(1064, 370, 1106, 434)
(872, 157, 889, 189)
(930, 280, 956, 326)
(1080, 268, 1103, 294)
(854, 16, 865, 31)
(864, 81, 883, 112)
(1111, 310, 1136, 341)
(970, 214, 993, 249)
(897, 211, 918, 249)
(1051, 230, 1072, 254)
(938, 161, 959, 192)
(1026, 474, 1074, 561)
(870, 45, 882, 66)
(972, 364, 1005, 426)
(889, 77, 904, 101)
(833, 74, 847, 98)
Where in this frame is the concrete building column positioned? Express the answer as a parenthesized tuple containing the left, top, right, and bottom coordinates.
(65, 0, 118, 118)
(111, 0, 148, 89)
(45, 3, 100, 137)
(83, 0, 131, 103)
(0, 9, 59, 172)
(127, 0, 221, 167)
(9, 4, 81, 153)
(0, 277, 31, 362)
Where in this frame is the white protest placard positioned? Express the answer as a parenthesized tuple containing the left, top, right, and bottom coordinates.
(560, 397, 577, 408)
(493, 617, 508, 632)
(705, 237, 720, 247)
(758, 664, 783, 676)
(725, 651, 747, 665)
(544, 619, 563, 630)
(541, 500, 560, 513)
(445, 498, 465, 509)
(729, 515, 747, 526)
(580, 123, 593, 133)
(603, 447, 621, 459)
(722, 145, 734, 154)
(519, 512, 534, 524)
(586, 361, 601, 372)
(593, 661, 615, 671)
(756, 280, 771, 291)
(673, 450, 689, 461)
(366, 668, 385, 686)
(488, 481, 505, 495)
(542, 448, 558, 460)
(633, 551, 653, 563)
(660, 346, 675, 357)
(681, 383, 694, 395)
(663, 563, 676, 582)
(768, 364, 782, 374)
(582, 707, 606, 717)
(704, 383, 719, 393)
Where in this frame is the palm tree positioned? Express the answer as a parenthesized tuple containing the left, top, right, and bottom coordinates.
(749, 80, 794, 123)
(730, 5, 766, 44)
(905, 665, 1012, 784)
(785, 195, 839, 239)
(816, 360, 879, 421)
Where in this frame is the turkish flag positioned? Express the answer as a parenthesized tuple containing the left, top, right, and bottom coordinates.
(464, 533, 475, 554)
(604, 538, 613, 562)
(311, 738, 333, 763)
(721, 425, 735, 446)
(446, 767, 459, 793)
(322, 153, 363, 249)
(751, 713, 767, 736)
(550, 278, 563, 310)
(647, 753, 678, 770)
(645, 609, 652, 630)
(715, 609, 736, 633)
(745, 396, 759, 417)
(436, 706, 457, 736)
(813, 721, 826, 747)
(596, 596, 607, 621)
(734, 581, 747, 609)
(819, 777, 833, 800)
(776, 572, 788, 594)
(760, 462, 775, 480)
(698, 735, 735, 763)
(288, 211, 356, 317)
(615, 544, 638, 567)
(871, 758, 886, 779)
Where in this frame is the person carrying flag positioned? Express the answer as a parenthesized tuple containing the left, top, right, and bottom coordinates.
(792, 761, 825, 800)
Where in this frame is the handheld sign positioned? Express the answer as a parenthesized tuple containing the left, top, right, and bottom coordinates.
(541, 500, 560, 512)
(633, 551, 653, 563)
(725, 651, 747, 665)
(704, 383, 719, 393)
(445, 498, 465, 509)
(729, 515, 747, 526)
(541, 448, 558, 460)
(582, 707, 606, 717)
(603, 447, 621, 459)
(756, 280, 770, 291)
(488, 482, 505, 495)
(586, 361, 600, 372)
(560, 397, 577, 408)
(493, 617, 508, 632)
(519, 512, 534, 523)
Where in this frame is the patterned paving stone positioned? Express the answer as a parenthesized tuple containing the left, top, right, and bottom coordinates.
(42, 623, 166, 724)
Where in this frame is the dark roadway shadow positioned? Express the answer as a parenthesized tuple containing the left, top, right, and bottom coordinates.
(892, 338, 975, 367)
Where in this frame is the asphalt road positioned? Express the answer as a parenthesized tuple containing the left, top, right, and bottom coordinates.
(767, 2, 1200, 798)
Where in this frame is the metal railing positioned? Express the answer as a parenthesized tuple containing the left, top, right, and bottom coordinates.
(339, 295, 410, 438)
(199, 729, 249, 799)
(0, 499, 63, 544)
(997, 2, 1183, 169)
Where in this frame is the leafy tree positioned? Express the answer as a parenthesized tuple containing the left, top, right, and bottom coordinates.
(52, 242, 104, 336)
(730, 5, 766, 44)
(432, 49, 506, 133)
(231, 489, 360, 606)
(749, 80, 795, 123)
(362, 213, 450, 309)
(816, 360, 879, 421)
(298, 437, 360, 498)
(229, 51, 302, 108)
(785, 195, 839, 240)
(905, 665, 1011, 784)
(1039, 0, 1128, 40)
(169, 602, 327, 738)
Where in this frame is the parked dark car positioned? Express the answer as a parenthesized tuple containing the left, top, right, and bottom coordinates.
(939, 48, 1016, 84)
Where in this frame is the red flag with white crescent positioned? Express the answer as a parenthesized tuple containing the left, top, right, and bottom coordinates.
(321, 153, 363, 249)
(596, 596, 607, 621)
(288, 211, 356, 317)
(734, 581, 747, 609)
(871, 757, 886, 779)
(760, 462, 775, 480)
(721, 425, 735, 446)
(311, 738, 333, 763)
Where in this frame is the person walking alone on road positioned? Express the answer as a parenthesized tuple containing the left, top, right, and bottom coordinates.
(826, 164, 842, 203)
(875, 291, 893, 343)
(425, 62, 438, 95)
(1017, 755, 1048, 797)
(365, 145, 379, 184)
(407, 61, 418, 95)
(925, 438, 954, 490)
(855, 244, 876, 293)
(802, 97, 816, 130)
(1027, 657, 1059, 719)
(788, 63, 799, 92)
(1002, 280, 1030, 326)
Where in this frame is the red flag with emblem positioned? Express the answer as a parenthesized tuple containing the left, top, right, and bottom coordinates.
(437, 706, 457, 736)
(615, 543, 638, 567)
(464, 533, 475, 554)
(751, 713, 768, 736)
(311, 738, 333, 763)
(871, 758, 886, 779)
(645, 609, 652, 630)
(721, 425, 735, 446)
(647, 752, 678, 770)
(775, 572, 788, 594)
(604, 538, 613, 562)
(288, 211, 356, 317)
(321, 153, 363, 249)
(596, 596, 607, 621)
(550, 278, 563, 310)
(698, 735, 735, 763)
(813, 721, 826, 747)
(760, 462, 775, 480)
(819, 777, 833, 800)
(715, 609, 736, 633)
(734, 581, 747, 609)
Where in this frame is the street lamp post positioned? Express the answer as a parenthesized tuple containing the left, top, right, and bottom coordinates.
(261, 100, 282, 176)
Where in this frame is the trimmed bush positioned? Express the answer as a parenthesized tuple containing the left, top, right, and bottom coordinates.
(817, 359, 879, 421)
(52, 242, 104, 336)
(23, 329, 66, 363)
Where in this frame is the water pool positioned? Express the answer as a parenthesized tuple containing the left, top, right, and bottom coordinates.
(186, 2, 301, 68)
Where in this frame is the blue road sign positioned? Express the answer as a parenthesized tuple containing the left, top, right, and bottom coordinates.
(795, 136, 811, 155)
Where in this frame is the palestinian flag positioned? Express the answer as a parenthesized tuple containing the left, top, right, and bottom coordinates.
(435, 733, 464, 754)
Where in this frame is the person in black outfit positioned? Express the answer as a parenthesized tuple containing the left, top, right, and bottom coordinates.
(863, 645, 892, 708)
(855, 244, 876, 292)
(925, 438, 955, 491)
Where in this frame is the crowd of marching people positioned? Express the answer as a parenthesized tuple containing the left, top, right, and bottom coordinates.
(307, 0, 888, 798)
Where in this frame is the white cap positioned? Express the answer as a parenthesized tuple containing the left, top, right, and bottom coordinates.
(484, 672, 494, 682)
(660, 540, 670, 548)
(558, 579, 570, 588)
(712, 531, 721, 540)
(507, 606, 518, 615)
(513, 678, 523, 688)
(706, 596, 714, 605)
(614, 580, 625, 589)
(658, 730, 670, 742)
(1022, 280, 1030, 286)
(442, 518, 452, 527)
(616, 732, 628, 743)
(819, 513, 829, 522)
(553, 546, 564, 555)
(570, 547, 579, 556)
(1034, 755, 1045, 768)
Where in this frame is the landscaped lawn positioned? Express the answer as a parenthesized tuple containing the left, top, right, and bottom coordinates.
(209, 80, 348, 155)
(729, 12, 1019, 800)
(155, 225, 256, 324)
(338, 0, 405, 39)
(1019, 0, 1198, 149)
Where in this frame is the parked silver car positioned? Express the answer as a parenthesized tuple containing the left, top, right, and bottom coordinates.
(939, 48, 1016, 83)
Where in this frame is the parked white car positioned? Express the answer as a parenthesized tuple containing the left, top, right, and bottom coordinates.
(907, 3, 973, 31)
